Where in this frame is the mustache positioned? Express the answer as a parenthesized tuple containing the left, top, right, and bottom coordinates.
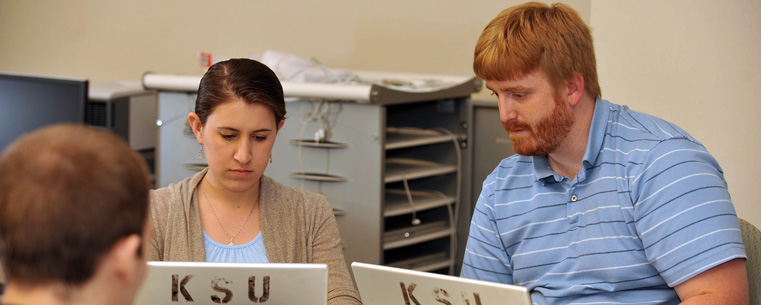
(503, 121, 531, 132)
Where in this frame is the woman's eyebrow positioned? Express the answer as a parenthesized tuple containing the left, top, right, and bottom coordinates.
(216, 127, 273, 133)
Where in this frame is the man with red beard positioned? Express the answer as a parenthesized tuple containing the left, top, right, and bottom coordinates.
(460, 3, 748, 305)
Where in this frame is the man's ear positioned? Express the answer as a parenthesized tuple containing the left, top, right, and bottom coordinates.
(188, 112, 204, 145)
(565, 72, 585, 107)
(107, 234, 144, 281)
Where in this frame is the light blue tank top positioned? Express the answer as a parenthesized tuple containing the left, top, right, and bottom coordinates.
(203, 230, 269, 263)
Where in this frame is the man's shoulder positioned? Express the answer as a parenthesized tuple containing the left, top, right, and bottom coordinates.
(482, 155, 535, 190)
(597, 103, 711, 181)
(491, 154, 533, 175)
(606, 101, 698, 144)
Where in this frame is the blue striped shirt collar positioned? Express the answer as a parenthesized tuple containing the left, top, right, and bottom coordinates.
(532, 155, 554, 183)
(531, 98, 611, 183)
(583, 98, 612, 170)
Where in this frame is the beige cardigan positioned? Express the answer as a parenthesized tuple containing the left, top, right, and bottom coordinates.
(149, 169, 362, 305)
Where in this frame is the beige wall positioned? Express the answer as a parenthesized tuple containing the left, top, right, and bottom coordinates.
(591, 0, 761, 228)
(1, 0, 757, 228)
(0, 0, 587, 82)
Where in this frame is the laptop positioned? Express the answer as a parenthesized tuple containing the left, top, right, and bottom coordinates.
(351, 262, 532, 305)
(133, 261, 328, 305)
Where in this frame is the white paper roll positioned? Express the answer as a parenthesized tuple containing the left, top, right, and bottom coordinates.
(142, 73, 202, 92)
(141, 71, 478, 104)
(142, 72, 373, 102)
(281, 82, 372, 101)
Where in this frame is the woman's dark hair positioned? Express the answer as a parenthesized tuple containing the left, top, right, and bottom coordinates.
(195, 58, 286, 127)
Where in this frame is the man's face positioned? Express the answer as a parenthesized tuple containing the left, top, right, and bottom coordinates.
(486, 69, 575, 156)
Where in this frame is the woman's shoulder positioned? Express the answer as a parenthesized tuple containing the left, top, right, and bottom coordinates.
(150, 170, 205, 214)
(151, 177, 189, 205)
(259, 176, 335, 236)
(260, 176, 329, 210)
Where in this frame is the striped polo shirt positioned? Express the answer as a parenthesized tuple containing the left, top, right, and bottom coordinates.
(461, 99, 746, 305)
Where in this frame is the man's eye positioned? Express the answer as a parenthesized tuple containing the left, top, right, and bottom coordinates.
(512, 92, 527, 99)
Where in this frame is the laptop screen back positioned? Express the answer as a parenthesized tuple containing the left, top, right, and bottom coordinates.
(133, 261, 328, 305)
(351, 262, 532, 305)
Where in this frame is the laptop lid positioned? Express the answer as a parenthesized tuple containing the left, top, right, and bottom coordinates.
(133, 261, 328, 305)
(351, 262, 532, 305)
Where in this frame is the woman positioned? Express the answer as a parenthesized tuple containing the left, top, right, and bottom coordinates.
(149, 58, 362, 304)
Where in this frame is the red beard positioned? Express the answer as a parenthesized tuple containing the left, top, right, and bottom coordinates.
(503, 99, 575, 156)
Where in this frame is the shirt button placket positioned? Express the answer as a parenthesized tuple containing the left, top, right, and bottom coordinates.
(567, 188, 580, 229)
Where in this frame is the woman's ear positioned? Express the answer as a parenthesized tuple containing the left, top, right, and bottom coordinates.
(277, 119, 285, 133)
(188, 112, 204, 145)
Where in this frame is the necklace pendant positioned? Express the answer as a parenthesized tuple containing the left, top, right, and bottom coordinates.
(229, 240, 235, 246)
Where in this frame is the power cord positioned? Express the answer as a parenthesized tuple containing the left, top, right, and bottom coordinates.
(296, 100, 344, 190)
(401, 174, 422, 226)
(435, 127, 463, 275)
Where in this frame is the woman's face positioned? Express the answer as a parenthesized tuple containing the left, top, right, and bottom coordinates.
(192, 99, 284, 193)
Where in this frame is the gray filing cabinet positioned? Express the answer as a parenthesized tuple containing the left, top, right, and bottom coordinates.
(469, 100, 514, 206)
(265, 98, 473, 275)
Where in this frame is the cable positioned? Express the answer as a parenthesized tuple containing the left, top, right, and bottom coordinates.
(318, 147, 331, 195)
(392, 126, 463, 275)
(296, 102, 313, 190)
(434, 128, 462, 232)
(296, 99, 344, 191)
(401, 174, 421, 226)
(429, 189, 457, 275)
(325, 102, 343, 141)
(434, 127, 463, 275)
(155, 94, 196, 137)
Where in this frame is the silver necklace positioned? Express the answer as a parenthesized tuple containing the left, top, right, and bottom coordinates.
(200, 181, 256, 246)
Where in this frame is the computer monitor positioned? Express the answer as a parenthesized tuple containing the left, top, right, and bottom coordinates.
(0, 72, 88, 151)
